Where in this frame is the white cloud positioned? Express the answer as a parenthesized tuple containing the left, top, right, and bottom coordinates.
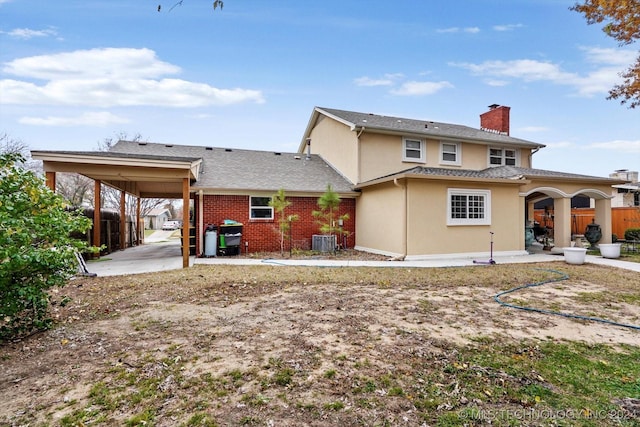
(453, 59, 577, 83)
(436, 27, 480, 34)
(354, 73, 403, 87)
(587, 140, 640, 154)
(3, 47, 180, 80)
(3, 27, 58, 40)
(451, 46, 636, 97)
(19, 112, 130, 127)
(493, 24, 523, 32)
(0, 47, 265, 108)
(390, 80, 454, 96)
(582, 46, 636, 66)
(485, 79, 509, 87)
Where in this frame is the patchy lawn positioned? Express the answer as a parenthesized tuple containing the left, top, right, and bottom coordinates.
(1, 262, 639, 426)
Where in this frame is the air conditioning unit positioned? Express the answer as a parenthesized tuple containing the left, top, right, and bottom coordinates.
(312, 235, 336, 252)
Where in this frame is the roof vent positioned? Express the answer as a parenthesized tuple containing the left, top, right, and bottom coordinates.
(424, 123, 428, 128)
(294, 155, 301, 160)
(274, 152, 281, 156)
(225, 148, 232, 152)
(165, 144, 173, 148)
(205, 147, 213, 151)
(138, 142, 147, 146)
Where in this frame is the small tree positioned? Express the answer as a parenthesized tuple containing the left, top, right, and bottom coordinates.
(0, 153, 95, 341)
(312, 184, 349, 251)
(269, 189, 298, 256)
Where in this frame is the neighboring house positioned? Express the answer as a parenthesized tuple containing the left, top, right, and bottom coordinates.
(31, 104, 622, 265)
(609, 170, 640, 208)
(144, 208, 172, 230)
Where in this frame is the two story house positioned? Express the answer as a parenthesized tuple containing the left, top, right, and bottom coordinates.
(298, 105, 618, 259)
(33, 104, 620, 265)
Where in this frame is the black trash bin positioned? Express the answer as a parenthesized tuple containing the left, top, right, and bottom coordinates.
(218, 223, 243, 256)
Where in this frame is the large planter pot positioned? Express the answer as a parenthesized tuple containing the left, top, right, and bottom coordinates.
(563, 247, 587, 265)
(598, 243, 622, 259)
(584, 221, 602, 248)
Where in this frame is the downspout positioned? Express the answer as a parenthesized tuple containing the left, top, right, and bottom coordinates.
(529, 146, 541, 168)
(393, 178, 407, 260)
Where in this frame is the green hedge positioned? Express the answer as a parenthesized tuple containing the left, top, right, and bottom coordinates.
(624, 228, 640, 241)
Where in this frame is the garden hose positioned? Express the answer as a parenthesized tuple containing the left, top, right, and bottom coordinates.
(494, 268, 640, 331)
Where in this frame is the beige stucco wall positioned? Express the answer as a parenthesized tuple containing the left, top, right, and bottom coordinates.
(355, 178, 525, 257)
(406, 180, 524, 255)
(358, 134, 535, 183)
(354, 181, 405, 256)
(308, 116, 359, 184)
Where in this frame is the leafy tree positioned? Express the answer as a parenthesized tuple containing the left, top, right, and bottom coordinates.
(269, 189, 298, 255)
(312, 184, 349, 250)
(0, 153, 95, 341)
(571, 0, 640, 108)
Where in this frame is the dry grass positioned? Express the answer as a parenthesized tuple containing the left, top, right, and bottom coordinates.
(1, 262, 639, 426)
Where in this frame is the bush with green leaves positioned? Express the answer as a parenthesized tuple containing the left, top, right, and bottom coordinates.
(312, 184, 350, 246)
(624, 227, 640, 241)
(0, 153, 94, 341)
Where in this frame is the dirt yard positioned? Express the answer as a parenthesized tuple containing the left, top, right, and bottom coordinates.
(1, 260, 639, 426)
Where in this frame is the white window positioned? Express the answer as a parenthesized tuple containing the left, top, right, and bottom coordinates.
(403, 138, 425, 163)
(489, 147, 518, 166)
(447, 189, 491, 226)
(250, 196, 273, 219)
(440, 142, 461, 165)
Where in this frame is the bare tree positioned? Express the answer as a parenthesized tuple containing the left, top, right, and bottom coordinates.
(0, 132, 41, 173)
(157, 0, 224, 12)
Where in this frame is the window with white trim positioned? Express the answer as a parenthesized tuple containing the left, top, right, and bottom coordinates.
(250, 196, 273, 219)
(403, 138, 425, 162)
(440, 142, 461, 165)
(489, 147, 518, 166)
(447, 189, 491, 225)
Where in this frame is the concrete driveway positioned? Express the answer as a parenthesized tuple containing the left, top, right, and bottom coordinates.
(84, 232, 191, 277)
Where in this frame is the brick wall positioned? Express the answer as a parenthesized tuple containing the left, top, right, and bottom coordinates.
(197, 194, 356, 254)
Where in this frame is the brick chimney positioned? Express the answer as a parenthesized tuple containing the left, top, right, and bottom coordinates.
(480, 104, 510, 135)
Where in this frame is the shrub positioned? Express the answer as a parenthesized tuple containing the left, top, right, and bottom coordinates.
(0, 153, 94, 341)
(624, 228, 640, 241)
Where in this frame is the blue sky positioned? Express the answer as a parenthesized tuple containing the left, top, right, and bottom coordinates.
(1, 0, 638, 178)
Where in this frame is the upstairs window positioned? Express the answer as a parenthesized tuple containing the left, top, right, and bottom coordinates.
(403, 138, 425, 163)
(440, 142, 461, 166)
(489, 147, 517, 166)
(447, 189, 491, 226)
(250, 196, 273, 219)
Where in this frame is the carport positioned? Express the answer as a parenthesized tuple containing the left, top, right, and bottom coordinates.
(31, 150, 202, 268)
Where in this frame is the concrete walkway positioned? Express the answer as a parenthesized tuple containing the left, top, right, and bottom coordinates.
(84, 239, 640, 276)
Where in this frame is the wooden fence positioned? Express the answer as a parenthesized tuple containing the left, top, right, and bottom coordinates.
(533, 207, 640, 239)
